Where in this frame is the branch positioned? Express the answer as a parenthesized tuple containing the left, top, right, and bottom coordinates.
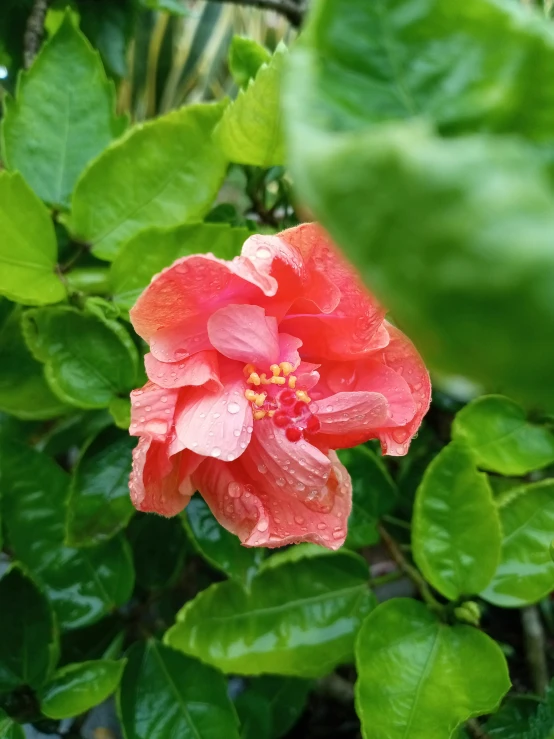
(522, 606, 549, 696)
(208, 0, 306, 26)
(23, 0, 50, 69)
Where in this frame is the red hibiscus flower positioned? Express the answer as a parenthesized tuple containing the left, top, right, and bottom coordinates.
(128, 223, 430, 550)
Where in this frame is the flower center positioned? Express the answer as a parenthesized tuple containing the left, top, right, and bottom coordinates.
(243, 362, 321, 442)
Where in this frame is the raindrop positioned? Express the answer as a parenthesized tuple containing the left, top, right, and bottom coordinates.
(211, 447, 222, 458)
(161, 396, 167, 403)
(228, 482, 242, 498)
(227, 402, 241, 415)
(145, 406, 151, 412)
(213, 412, 221, 419)
(296, 482, 305, 492)
(317, 522, 326, 530)
(246, 425, 254, 434)
(199, 413, 206, 419)
(134, 402, 141, 408)
(332, 530, 344, 540)
(294, 516, 305, 525)
(255, 246, 271, 259)
(233, 429, 241, 437)
(240, 442, 247, 449)
(139, 416, 145, 422)
(276, 477, 286, 487)
(165, 409, 171, 414)
(227, 454, 235, 461)
(192, 442, 198, 448)
(258, 464, 268, 474)
(257, 519, 269, 532)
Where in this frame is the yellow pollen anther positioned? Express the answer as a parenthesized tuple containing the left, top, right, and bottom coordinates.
(247, 372, 261, 386)
(253, 409, 266, 420)
(288, 375, 297, 389)
(270, 364, 281, 376)
(296, 390, 311, 403)
(245, 389, 258, 402)
(270, 376, 286, 385)
(254, 393, 267, 407)
(267, 410, 276, 417)
(243, 363, 256, 377)
(259, 373, 271, 385)
(279, 362, 294, 376)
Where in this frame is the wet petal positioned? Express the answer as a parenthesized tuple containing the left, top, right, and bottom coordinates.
(130, 382, 179, 441)
(278, 333, 303, 369)
(208, 304, 280, 366)
(316, 391, 389, 442)
(144, 350, 221, 391)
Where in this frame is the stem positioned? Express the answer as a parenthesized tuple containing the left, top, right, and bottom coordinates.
(23, 0, 51, 69)
(208, 0, 306, 26)
(378, 524, 442, 612)
(522, 606, 549, 696)
(466, 718, 490, 739)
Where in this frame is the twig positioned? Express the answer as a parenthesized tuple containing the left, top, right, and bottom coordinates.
(208, 0, 306, 26)
(23, 0, 50, 69)
(466, 718, 490, 739)
(522, 606, 549, 696)
(378, 524, 443, 612)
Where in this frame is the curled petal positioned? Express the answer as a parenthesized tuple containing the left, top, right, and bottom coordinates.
(278, 333, 303, 369)
(144, 350, 221, 391)
(130, 382, 179, 441)
(315, 391, 390, 449)
(207, 304, 280, 366)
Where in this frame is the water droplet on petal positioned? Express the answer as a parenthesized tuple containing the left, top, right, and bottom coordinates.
(296, 482, 305, 491)
(257, 519, 269, 532)
(213, 412, 221, 419)
(317, 522, 326, 530)
(246, 426, 253, 434)
(294, 516, 305, 525)
(233, 429, 241, 437)
(161, 396, 167, 403)
(227, 402, 241, 414)
(255, 246, 271, 259)
(258, 464, 267, 474)
(199, 413, 206, 419)
(228, 482, 242, 498)
(276, 477, 285, 487)
(211, 447, 222, 458)
(332, 529, 344, 540)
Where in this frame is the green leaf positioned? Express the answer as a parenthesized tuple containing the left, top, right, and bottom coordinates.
(127, 513, 188, 591)
(412, 441, 501, 600)
(0, 305, 69, 420)
(0, 566, 58, 692)
(216, 45, 286, 167)
(67, 426, 135, 546)
(339, 445, 397, 549)
(118, 641, 240, 739)
(452, 395, 554, 476)
(355, 599, 510, 739)
(486, 698, 539, 739)
(482, 480, 554, 607)
(40, 659, 125, 719)
(286, 0, 554, 140)
(247, 676, 312, 738)
(109, 396, 131, 429)
(110, 222, 249, 313)
(525, 679, 554, 739)
(0, 709, 24, 739)
(78, 0, 135, 79)
(0, 172, 65, 305)
(183, 496, 264, 587)
(284, 116, 554, 409)
(0, 440, 134, 629)
(165, 551, 374, 677)
(139, 0, 189, 15)
(1, 12, 125, 209)
(67, 102, 229, 261)
(229, 36, 271, 89)
(23, 305, 138, 409)
(235, 692, 271, 739)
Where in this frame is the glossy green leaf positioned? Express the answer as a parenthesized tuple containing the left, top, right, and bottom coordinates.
(216, 45, 286, 167)
(452, 395, 554, 475)
(60, 616, 125, 667)
(235, 692, 271, 739)
(0, 171, 65, 305)
(485, 698, 538, 739)
(0, 440, 134, 629)
(40, 659, 125, 719)
(285, 114, 554, 409)
(23, 305, 138, 409)
(0, 710, 24, 739)
(79, 0, 135, 79)
(286, 0, 554, 140)
(355, 599, 510, 739)
(1, 12, 125, 208)
(109, 396, 131, 429)
(339, 445, 397, 549)
(110, 222, 249, 313)
(229, 36, 271, 89)
(0, 305, 68, 420)
(247, 676, 312, 738)
(482, 480, 554, 607)
(67, 426, 135, 546)
(127, 513, 188, 590)
(183, 496, 264, 586)
(165, 551, 374, 677)
(118, 641, 240, 739)
(0, 566, 58, 692)
(67, 102, 228, 261)
(412, 441, 501, 600)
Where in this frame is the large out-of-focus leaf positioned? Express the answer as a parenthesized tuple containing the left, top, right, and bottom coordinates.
(118, 641, 240, 739)
(0, 709, 24, 739)
(127, 513, 188, 590)
(165, 551, 374, 677)
(0, 566, 58, 692)
(66, 102, 228, 261)
(247, 676, 312, 738)
(0, 440, 134, 629)
(355, 599, 510, 739)
(482, 480, 554, 607)
(0, 172, 65, 306)
(109, 222, 249, 313)
(412, 442, 501, 600)
(452, 395, 554, 475)
(1, 12, 125, 208)
(229, 36, 271, 90)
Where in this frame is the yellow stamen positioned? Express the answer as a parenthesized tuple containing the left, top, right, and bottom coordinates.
(253, 409, 266, 420)
(267, 410, 276, 418)
(259, 373, 271, 385)
(254, 393, 267, 407)
(243, 363, 256, 377)
(296, 390, 311, 403)
(270, 364, 281, 376)
(288, 375, 297, 389)
(279, 362, 294, 376)
(245, 389, 258, 402)
(247, 372, 261, 386)
(270, 376, 286, 385)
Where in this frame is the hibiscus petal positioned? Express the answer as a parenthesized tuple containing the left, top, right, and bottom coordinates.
(174, 372, 253, 461)
(149, 314, 212, 363)
(144, 351, 221, 391)
(278, 333, 303, 369)
(354, 361, 417, 427)
(317, 391, 389, 434)
(207, 304, 280, 366)
(193, 451, 351, 550)
(130, 381, 179, 441)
